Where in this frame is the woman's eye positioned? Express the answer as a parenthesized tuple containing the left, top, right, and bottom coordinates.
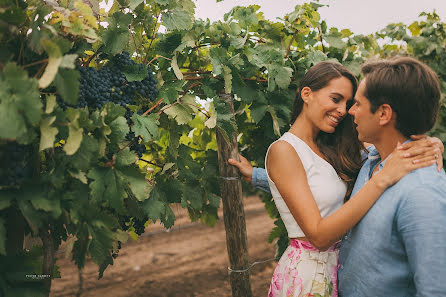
(332, 97, 340, 103)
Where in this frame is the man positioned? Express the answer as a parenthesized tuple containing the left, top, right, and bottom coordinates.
(337, 57, 446, 296)
(228, 57, 446, 296)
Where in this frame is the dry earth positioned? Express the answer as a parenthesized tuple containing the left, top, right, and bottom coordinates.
(50, 196, 277, 297)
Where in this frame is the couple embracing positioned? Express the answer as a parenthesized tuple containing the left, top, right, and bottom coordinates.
(229, 57, 446, 296)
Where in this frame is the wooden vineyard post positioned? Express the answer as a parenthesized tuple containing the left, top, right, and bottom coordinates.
(215, 93, 253, 297)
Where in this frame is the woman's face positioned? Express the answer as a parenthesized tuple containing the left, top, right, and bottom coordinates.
(301, 76, 354, 133)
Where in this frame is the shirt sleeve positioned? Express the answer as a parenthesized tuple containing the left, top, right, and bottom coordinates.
(251, 167, 271, 193)
(397, 185, 446, 296)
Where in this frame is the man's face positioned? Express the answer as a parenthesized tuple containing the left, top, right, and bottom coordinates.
(348, 79, 381, 143)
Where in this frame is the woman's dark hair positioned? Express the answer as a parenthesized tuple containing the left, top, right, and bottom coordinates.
(291, 61, 363, 198)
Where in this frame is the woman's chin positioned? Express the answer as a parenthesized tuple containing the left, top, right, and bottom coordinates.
(321, 125, 336, 133)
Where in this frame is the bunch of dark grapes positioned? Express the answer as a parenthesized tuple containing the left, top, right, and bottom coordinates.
(118, 215, 147, 235)
(60, 52, 159, 158)
(133, 218, 147, 236)
(0, 142, 33, 187)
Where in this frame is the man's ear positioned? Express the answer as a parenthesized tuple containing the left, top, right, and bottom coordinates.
(377, 104, 395, 126)
(301, 87, 312, 103)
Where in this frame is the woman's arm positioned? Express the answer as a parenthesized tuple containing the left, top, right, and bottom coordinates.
(266, 140, 435, 251)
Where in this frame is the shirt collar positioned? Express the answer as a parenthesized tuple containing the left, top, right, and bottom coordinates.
(368, 139, 413, 170)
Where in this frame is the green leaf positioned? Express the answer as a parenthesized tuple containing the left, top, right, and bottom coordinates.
(142, 189, 165, 221)
(60, 54, 78, 69)
(154, 0, 170, 5)
(162, 8, 193, 31)
(64, 125, 83, 155)
(267, 106, 281, 136)
(0, 63, 42, 139)
(69, 135, 99, 171)
(223, 66, 232, 94)
(208, 194, 221, 208)
(129, 0, 144, 10)
(30, 195, 61, 218)
(204, 109, 217, 128)
(68, 170, 88, 184)
(88, 167, 127, 211)
(161, 205, 175, 229)
(163, 103, 193, 125)
(118, 167, 150, 201)
(38, 56, 62, 89)
(45, 95, 57, 114)
(181, 183, 202, 209)
(115, 148, 137, 167)
(0, 218, 5, 255)
(39, 116, 59, 151)
(102, 27, 130, 55)
(250, 103, 267, 123)
(268, 65, 293, 90)
(171, 55, 183, 80)
(55, 68, 80, 105)
(131, 113, 159, 140)
(122, 64, 149, 82)
(109, 116, 129, 143)
(158, 80, 185, 104)
(325, 35, 345, 49)
(234, 6, 259, 27)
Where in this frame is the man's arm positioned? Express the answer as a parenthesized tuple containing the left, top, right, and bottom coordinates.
(397, 184, 446, 296)
(251, 167, 271, 193)
(227, 154, 271, 193)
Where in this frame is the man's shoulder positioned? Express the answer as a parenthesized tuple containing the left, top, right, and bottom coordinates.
(393, 166, 446, 208)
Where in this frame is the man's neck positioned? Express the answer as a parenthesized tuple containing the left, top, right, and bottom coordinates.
(373, 130, 409, 161)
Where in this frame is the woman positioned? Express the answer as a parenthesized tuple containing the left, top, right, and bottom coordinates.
(229, 61, 443, 297)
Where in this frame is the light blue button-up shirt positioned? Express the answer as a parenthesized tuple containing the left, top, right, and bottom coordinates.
(338, 144, 446, 297)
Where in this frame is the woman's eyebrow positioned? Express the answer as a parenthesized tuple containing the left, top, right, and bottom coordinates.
(330, 92, 344, 98)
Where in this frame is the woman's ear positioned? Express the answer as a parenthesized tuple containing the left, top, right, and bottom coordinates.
(301, 87, 312, 103)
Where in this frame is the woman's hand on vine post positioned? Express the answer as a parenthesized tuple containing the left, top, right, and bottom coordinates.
(397, 135, 444, 171)
(228, 154, 254, 183)
(373, 142, 437, 190)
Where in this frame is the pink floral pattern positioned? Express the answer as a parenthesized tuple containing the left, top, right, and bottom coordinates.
(268, 239, 340, 297)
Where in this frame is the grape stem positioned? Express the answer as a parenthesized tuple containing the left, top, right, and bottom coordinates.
(140, 158, 163, 168)
(142, 97, 164, 116)
(147, 55, 172, 66)
(285, 30, 298, 59)
(23, 58, 49, 68)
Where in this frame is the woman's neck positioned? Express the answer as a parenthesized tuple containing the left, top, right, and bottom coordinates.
(288, 115, 320, 145)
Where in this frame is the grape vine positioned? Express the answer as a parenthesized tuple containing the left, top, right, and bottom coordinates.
(0, 1, 444, 297)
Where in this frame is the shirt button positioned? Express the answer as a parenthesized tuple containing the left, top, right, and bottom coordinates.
(344, 235, 348, 240)
(340, 265, 344, 269)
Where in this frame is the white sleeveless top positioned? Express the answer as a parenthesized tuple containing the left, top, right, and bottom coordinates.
(265, 132, 347, 238)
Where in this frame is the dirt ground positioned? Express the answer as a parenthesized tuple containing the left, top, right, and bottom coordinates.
(50, 196, 277, 297)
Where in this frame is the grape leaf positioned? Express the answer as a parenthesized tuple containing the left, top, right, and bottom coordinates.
(142, 189, 165, 221)
(162, 8, 193, 31)
(118, 167, 150, 201)
(109, 116, 129, 143)
(39, 116, 59, 151)
(88, 167, 127, 211)
(0, 63, 42, 139)
(64, 125, 83, 156)
(122, 64, 148, 82)
(163, 103, 193, 125)
(115, 148, 137, 167)
(131, 113, 159, 140)
(38, 56, 62, 89)
(55, 68, 80, 105)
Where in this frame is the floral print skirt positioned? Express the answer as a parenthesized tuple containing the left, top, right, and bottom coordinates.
(268, 239, 340, 297)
